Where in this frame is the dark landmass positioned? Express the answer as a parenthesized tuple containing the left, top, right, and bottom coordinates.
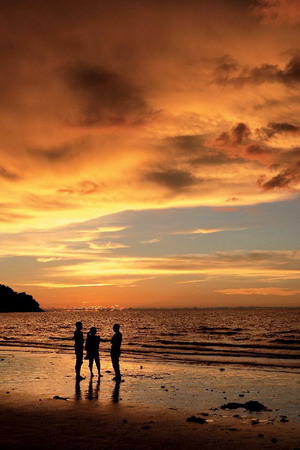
(0, 284, 43, 312)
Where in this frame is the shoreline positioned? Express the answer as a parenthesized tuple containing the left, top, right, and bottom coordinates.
(1, 347, 300, 449)
(0, 343, 299, 374)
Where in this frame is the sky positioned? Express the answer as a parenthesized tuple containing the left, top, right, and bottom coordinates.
(0, 0, 299, 308)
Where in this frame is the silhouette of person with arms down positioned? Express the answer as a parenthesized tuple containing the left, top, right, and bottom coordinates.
(85, 327, 103, 378)
(73, 321, 85, 381)
(110, 323, 122, 382)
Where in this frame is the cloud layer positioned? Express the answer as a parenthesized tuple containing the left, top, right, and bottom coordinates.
(0, 0, 299, 306)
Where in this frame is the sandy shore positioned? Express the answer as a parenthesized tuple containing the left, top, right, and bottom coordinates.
(0, 347, 299, 449)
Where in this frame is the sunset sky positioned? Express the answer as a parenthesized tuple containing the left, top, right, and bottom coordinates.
(0, 0, 299, 308)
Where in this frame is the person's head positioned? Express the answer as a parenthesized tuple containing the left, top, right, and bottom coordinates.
(75, 321, 82, 330)
(113, 323, 120, 333)
(89, 326, 97, 335)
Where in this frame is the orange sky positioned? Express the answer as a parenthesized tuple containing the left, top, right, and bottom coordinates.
(0, 0, 299, 308)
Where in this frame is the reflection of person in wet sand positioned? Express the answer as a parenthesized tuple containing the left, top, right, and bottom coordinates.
(112, 381, 120, 403)
(85, 327, 103, 378)
(73, 321, 85, 381)
(75, 379, 82, 400)
(86, 376, 100, 400)
(110, 323, 122, 382)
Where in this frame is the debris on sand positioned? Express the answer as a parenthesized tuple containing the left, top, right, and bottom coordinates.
(186, 416, 206, 424)
(221, 401, 269, 412)
(53, 395, 68, 401)
(280, 416, 289, 423)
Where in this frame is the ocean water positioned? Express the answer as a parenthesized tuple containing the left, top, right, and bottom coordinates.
(0, 309, 299, 372)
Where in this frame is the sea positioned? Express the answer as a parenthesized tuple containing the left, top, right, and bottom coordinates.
(0, 308, 299, 372)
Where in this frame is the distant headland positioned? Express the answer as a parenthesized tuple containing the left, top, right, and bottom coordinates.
(0, 284, 43, 312)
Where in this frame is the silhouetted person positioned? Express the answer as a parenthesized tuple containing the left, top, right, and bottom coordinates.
(73, 321, 85, 381)
(85, 327, 102, 378)
(110, 323, 122, 382)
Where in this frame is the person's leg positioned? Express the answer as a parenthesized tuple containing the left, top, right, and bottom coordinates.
(95, 354, 101, 376)
(111, 352, 121, 380)
(75, 351, 83, 378)
(89, 357, 94, 376)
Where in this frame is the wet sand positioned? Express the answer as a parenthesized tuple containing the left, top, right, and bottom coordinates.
(0, 347, 299, 449)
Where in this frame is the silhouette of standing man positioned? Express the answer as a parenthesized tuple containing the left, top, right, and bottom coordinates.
(111, 323, 122, 382)
(73, 321, 85, 381)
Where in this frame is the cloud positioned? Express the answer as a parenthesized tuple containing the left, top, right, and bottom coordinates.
(216, 287, 300, 296)
(29, 140, 86, 163)
(211, 121, 300, 191)
(164, 135, 205, 153)
(257, 167, 300, 190)
(140, 238, 161, 244)
(0, 0, 299, 240)
(214, 55, 300, 86)
(145, 168, 199, 190)
(211, 122, 270, 162)
(65, 64, 155, 126)
(0, 167, 20, 180)
(0, 212, 33, 223)
(96, 226, 128, 233)
(173, 227, 248, 235)
(252, 0, 300, 25)
(160, 134, 241, 166)
(88, 242, 129, 250)
(36, 250, 300, 289)
(262, 122, 300, 138)
(58, 181, 100, 196)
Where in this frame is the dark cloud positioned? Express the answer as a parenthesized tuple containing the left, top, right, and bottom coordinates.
(29, 141, 85, 162)
(252, 0, 300, 25)
(258, 169, 296, 190)
(0, 167, 20, 180)
(145, 168, 199, 190)
(232, 123, 250, 144)
(212, 121, 300, 191)
(215, 55, 300, 87)
(191, 152, 237, 165)
(162, 134, 241, 165)
(246, 144, 267, 155)
(165, 135, 205, 152)
(65, 64, 155, 126)
(216, 122, 250, 145)
(260, 122, 300, 138)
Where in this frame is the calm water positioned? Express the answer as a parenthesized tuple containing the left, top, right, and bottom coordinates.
(0, 309, 299, 372)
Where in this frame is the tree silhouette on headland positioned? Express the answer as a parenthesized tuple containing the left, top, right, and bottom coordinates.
(0, 284, 43, 312)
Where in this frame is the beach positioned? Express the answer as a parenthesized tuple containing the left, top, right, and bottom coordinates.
(1, 347, 299, 449)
